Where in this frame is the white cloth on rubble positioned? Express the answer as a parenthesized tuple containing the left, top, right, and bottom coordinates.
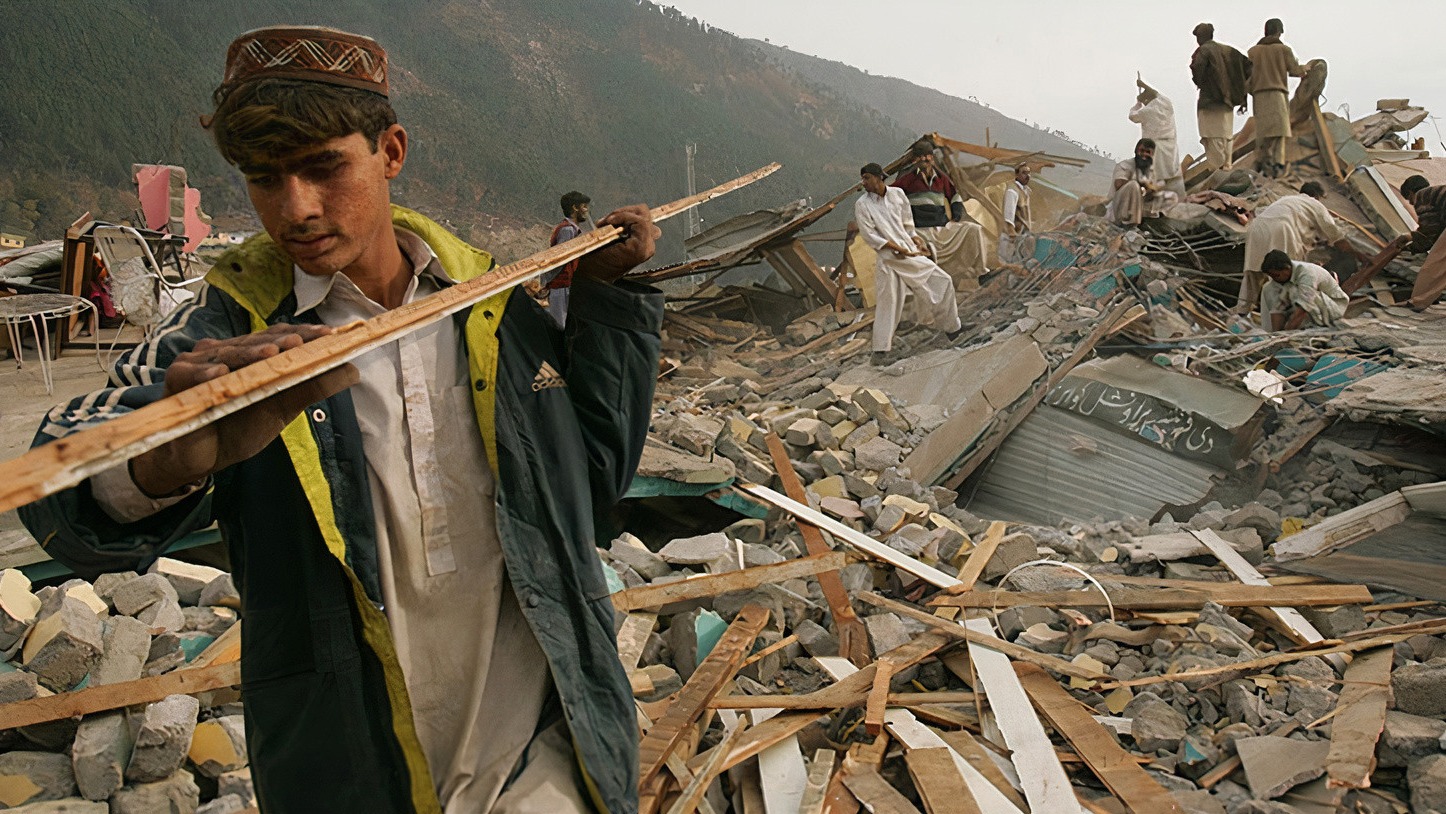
(1260, 260, 1348, 328)
(854, 187, 962, 352)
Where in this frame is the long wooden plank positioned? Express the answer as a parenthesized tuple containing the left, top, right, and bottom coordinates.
(932, 584, 1373, 610)
(1325, 646, 1393, 789)
(1272, 490, 1412, 561)
(639, 604, 770, 786)
(815, 657, 1026, 814)
(1014, 663, 1183, 813)
(765, 434, 869, 666)
(0, 661, 241, 730)
(944, 300, 1134, 490)
(963, 617, 1084, 814)
(0, 165, 780, 515)
(951, 521, 1007, 594)
(612, 552, 846, 612)
(736, 484, 960, 589)
(905, 747, 982, 814)
(860, 593, 1110, 683)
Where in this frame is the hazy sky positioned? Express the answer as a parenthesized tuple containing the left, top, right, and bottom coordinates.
(661, 1, 1446, 161)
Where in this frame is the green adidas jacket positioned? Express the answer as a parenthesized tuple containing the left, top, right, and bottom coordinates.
(20, 206, 661, 813)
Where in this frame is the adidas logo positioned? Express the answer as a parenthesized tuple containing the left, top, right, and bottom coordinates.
(531, 361, 566, 392)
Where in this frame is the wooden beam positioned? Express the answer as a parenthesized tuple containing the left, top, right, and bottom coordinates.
(859, 593, 1109, 683)
(0, 661, 241, 730)
(1325, 646, 1393, 789)
(0, 165, 781, 515)
(864, 660, 894, 736)
(612, 552, 846, 612)
(1014, 663, 1184, 814)
(617, 613, 658, 671)
(639, 604, 771, 787)
(1313, 102, 1346, 182)
(1273, 490, 1413, 562)
(944, 300, 1133, 490)
(764, 434, 869, 666)
(906, 747, 982, 814)
(931, 584, 1373, 611)
(950, 521, 1007, 594)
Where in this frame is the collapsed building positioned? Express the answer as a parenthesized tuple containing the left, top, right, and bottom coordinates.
(0, 73, 1446, 814)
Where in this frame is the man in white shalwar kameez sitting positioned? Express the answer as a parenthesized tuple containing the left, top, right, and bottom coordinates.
(1259, 249, 1349, 330)
(854, 162, 963, 365)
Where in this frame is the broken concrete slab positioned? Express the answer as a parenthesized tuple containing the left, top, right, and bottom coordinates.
(1235, 735, 1330, 799)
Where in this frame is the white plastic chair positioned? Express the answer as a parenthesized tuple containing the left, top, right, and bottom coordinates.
(92, 225, 205, 340)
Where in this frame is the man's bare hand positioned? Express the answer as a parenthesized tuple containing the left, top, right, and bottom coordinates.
(130, 324, 359, 496)
(575, 205, 660, 283)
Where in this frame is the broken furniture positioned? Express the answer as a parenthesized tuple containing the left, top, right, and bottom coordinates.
(91, 225, 208, 340)
(0, 293, 99, 393)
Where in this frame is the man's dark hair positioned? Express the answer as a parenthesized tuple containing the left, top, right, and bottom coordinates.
(860, 162, 886, 179)
(1265, 18, 1284, 36)
(560, 191, 591, 217)
(1401, 175, 1431, 200)
(1137, 137, 1156, 151)
(1299, 182, 1325, 198)
(909, 140, 935, 160)
(1262, 249, 1293, 272)
(207, 79, 397, 169)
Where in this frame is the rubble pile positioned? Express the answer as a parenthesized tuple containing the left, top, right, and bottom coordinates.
(0, 560, 251, 813)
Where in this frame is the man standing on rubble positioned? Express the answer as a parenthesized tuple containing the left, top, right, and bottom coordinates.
(540, 190, 592, 327)
(1190, 23, 1251, 173)
(854, 162, 963, 365)
(1260, 249, 1349, 329)
(1108, 138, 1178, 226)
(19, 25, 660, 814)
(1399, 175, 1446, 310)
(1247, 18, 1307, 178)
(1240, 182, 1366, 313)
(891, 141, 989, 290)
(1000, 163, 1031, 264)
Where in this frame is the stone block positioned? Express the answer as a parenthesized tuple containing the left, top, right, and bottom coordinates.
(853, 437, 903, 471)
(197, 575, 239, 610)
(1126, 693, 1188, 753)
(884, 524, 932, 557)
(658, 533, 736, 573)
(981, 532, 1038, 583)
(852, 388, 908, 428)
(137, 596, 186, 634)
(1394, 658, 1446, 717)
(22, 597, 103, 692)
(90, 616, 152, 687)
(109, 574, 178, 618)
(1378, 710, 1446, 768)
(608, 535, 672, 581)
(723, 519, 767, 545)
(0, 751, 78, 807)
(125, 694, 201, 783)
(0, 671, 38, 704)
(871, 505, 908, 536)
(1235, 735, 1329, 799)
(54, 581, 107, 618)
(1411, 754, 1446, 814)
(793, 619, 838, 658)
(147, 559, 227, 607)
(666, 413, 725, 457)
(785, 418, 835, 449)
(109, 770, 199, 814)
(840, 421, 879, 453)
(71, 712, 133, 800)
(91, 572, 140, 611)
(181, 606, 237, 638)
(808, 476, 846, 500)
(216, 768, 252, 803)
(0, 569, 41, 657)
(1298, 605, 1366, 638)
(189, 715, 247, 778)
(864, 612, 910, 657)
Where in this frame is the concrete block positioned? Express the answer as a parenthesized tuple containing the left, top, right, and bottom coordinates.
(840, 421, 879, 453)
(1125, 693, 1188, 753)
(608, 535, 672, 581)
(216, 768, 252, 803)
(0, 751, 78, 807)
(109, 574, 178, 618)
(188, 715, 247, 778)
(0, 671, 39, 703)
(147, 559, 226, 607)
(90, 616, 152, 687)
(982, 532, 1038, 582)
(658, 533, 736, 573)
(1298, 604, 1366, 638)
(1378, 710, 1446, 768)
(793, 619, 838, 658)
(852, 437, 903, 471)
(785, 418, 835, 449)
(109, 770, 200, 814)
(71, 712, 133, 800)
(852, 388, 908, 428)
(91, 572, 140, 611)
(1410, 753, 1446, 814)
(22, 597, 103, 692)
(1393, 658, 1446, 717)
(137, 596, 186, 635)
(666, 413, 725, 457)
(863, 612, 910, 657)
(197, 574, 239, 610)
(125, 695, 200, 783)
(0, 569, 41, 657)
(181, 606, 237, 638)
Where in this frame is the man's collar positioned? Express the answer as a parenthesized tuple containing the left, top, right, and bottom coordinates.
(292, 226, 453, 315)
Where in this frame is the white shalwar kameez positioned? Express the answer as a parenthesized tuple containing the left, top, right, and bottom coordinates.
(854, 187, 961, 352)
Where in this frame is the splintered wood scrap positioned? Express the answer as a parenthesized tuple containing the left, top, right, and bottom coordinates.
(665, 720, 750, 814)
(1325, 646, 1394, 789)
(1013, 663, 1184, 814)
(638, 604, 770, 787)
(611, 552, 847, 612)
(865, 660, 895, 736)
(932, 583, 1374, 611)
(0, 661, 241, 730)
(764, 434, 871, 662)
(937, 730, 1030, 811)
(799, 749, 837, 814)
(905, 747, 982, 814)
(841, 763, 925, 814)
(0, 164, 782, 516)
(616, 612, 658, 671)
(860, 593, 1110, 683)
(685, 710, 822, 776)
(949, 521, 1008, 594)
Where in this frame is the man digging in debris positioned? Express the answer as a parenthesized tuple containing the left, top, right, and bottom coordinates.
(19, 25, 661, 814)
(1400, 174, 1446, 311)
(1107, 137, 1178, 227)
(890, 140, 989, 291)
(1259, 248, 1349, 329)
(1239, 181, 1367, 314)
(853, 161, 963, 366)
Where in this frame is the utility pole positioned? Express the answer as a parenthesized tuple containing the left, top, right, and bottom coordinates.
(685, 143, 701, 238)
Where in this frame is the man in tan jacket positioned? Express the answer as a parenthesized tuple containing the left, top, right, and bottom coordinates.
(1247, 18, 1307, 177)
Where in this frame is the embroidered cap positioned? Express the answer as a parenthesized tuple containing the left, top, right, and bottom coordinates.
(218, 26, 389, 103)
